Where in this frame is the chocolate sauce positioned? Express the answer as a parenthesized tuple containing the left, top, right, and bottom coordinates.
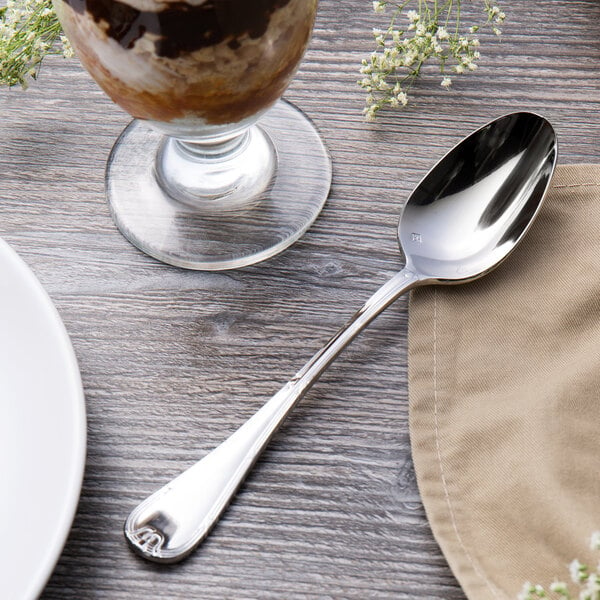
(63, 0, 291, 58)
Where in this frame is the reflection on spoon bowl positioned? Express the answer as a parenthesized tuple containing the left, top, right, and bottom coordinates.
(401, 112, 557, 281)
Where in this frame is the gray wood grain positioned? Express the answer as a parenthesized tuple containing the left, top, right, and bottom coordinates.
(2, 0, 600, 597)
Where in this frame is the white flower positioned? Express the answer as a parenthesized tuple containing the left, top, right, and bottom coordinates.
(363, 105, 377, 121)
(403, 50, 417, 66)
(359, 0, 506, 120)
(371, 71, 383, 84)
(585, 572, 600, 591)
(570, 559, 588, 583)
(436, 26, 450, 40)
(517, 582, 535, 600)
(1, 0, 72, 88)
(549, 581, 569, 595)
(406, 9, 419, 23)
(514, 533, 600, 600)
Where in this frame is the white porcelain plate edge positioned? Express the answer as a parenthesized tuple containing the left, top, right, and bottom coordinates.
(0, 238, 86, 599)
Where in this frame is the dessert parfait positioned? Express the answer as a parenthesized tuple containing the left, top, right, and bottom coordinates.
(54, 0, 318, 136)
(53, 0, 330, 271)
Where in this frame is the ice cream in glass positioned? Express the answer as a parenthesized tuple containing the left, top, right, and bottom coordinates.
(54, 0, 331, 269)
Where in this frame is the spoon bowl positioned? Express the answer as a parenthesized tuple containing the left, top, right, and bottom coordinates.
(400, 112, 556, 282)
(124, 112, 557, 563)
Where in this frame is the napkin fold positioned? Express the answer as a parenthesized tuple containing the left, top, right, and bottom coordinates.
(408, 164, 600, 599)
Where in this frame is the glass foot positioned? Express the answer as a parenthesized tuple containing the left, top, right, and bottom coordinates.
(106, 99, 332, 270)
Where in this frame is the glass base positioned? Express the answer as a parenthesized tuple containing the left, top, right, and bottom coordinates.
(106, 100, 332, 270)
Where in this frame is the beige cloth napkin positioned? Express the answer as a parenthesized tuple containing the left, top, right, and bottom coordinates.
(408, 164, 600, 599)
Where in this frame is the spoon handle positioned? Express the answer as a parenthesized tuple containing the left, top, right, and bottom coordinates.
(124, 267, 422, 563)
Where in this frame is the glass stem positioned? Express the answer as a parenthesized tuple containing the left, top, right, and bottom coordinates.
(154, 125, 276, 211)
(176, 130, 251, 159)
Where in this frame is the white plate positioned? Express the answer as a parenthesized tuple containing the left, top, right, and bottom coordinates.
(0, 239, 86, 599)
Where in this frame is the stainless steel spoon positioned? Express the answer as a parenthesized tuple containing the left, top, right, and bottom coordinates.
(125, 112, 558, 563)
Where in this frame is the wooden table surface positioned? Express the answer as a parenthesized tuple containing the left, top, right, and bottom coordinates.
(2, 1, 600, 598)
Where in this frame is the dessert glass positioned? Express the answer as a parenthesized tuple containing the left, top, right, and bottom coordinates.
(54, 0, 331, 269)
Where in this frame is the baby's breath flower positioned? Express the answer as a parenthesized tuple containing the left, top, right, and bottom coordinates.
(363, 104, 378, 122)
(437, 26, 450, 40)
(549, 581, 570, 597)
(0, 0, 72, 88)
(570, 559, 588, 584)
(585, 572, 600, 593)
(522, 532, 600, 600)
(60, 34, 74, 58)
(396, 90, 408, 105)
(518, 582, 536, 600)
(406, 9, 419, 23)
(358, 0, 505, 119)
